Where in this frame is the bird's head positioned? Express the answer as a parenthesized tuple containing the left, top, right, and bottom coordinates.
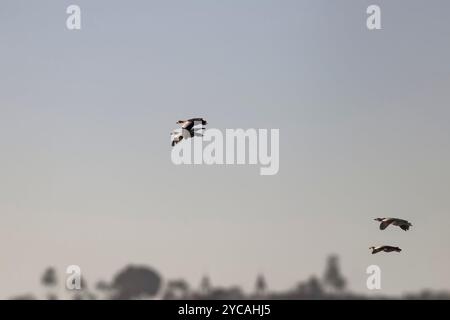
(176, 120, 185, 124)
(374, 218, 384, 222)
(369, 246, 375, 250)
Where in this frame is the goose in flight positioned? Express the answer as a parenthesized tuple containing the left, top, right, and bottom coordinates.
(176, 118, 208, 131)
(374, 218, 412, 231)
(171, 118, 207, 147)
(369, 246, 402, 254)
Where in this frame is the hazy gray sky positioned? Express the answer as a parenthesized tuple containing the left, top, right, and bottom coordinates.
(1, 0, 450, 298)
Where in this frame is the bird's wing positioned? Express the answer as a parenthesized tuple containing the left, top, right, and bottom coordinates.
(187, 117, 205, 122)
(181, 120, 194, 130)
(187, 118, 207, 126)
(379, 220, 393, 230)
(400, 224, 409, 231)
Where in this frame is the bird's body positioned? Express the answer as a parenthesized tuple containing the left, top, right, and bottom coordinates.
(374, 217, 412, 231)
(369, 245, 402, 254)
(171, 131, 185, 146)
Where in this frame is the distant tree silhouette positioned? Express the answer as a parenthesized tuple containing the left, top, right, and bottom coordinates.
(163, 279, 190, 299)
(41, 267, 58, 300)
(110, 265, 162, 299)
(20, 256, 450, 300)
(323, 255, 346, 292)
(199, 275, 211, 296)
(306, 276, 324, 298)
(41, 267, 57, 286)
(255, 274, 267, 296)
(296, 275, 325, 299)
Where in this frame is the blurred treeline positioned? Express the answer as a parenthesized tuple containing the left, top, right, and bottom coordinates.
(10, 255, 450, 300)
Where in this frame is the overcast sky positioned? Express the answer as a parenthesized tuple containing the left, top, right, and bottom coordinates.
(1, 0, 450, 298)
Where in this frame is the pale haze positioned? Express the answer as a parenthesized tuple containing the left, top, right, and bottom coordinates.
(1, 0, 450, 298)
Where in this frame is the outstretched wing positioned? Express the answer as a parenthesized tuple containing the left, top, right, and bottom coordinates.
(187, 117, 207, 123)
(181, 120, 194, 130)
(400, 224, 410, 231)
(179, 118, 207, 130)
(186, 118, 207, 126)
(371, 247, 381, 254)
(379, 219, 393, 230)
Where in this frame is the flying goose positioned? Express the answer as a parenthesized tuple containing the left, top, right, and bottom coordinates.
(374, 218, 412, 231)
(171, 118, 207, 147)
(176, 118, 208, 131)
(369, 245, 402, 254)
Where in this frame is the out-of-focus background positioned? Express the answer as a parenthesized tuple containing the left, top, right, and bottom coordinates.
(1, 0, 450, 299)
